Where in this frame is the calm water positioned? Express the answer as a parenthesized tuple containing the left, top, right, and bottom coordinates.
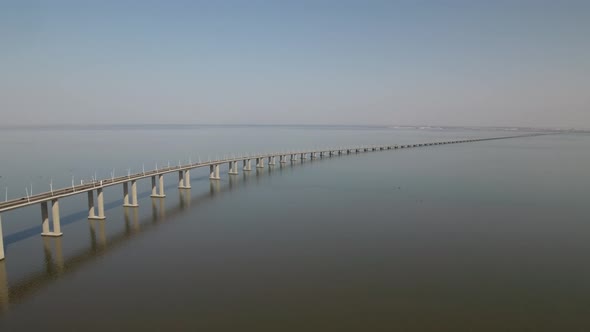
(0, 126, 589, 331)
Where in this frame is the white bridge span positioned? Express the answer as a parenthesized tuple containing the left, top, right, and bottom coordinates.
(0, 134, 540, 260)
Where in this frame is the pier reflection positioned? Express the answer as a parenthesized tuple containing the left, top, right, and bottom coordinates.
(0, 262, 7, 312)
(42, 237, 64, 275)
(0, 155, 313, 314)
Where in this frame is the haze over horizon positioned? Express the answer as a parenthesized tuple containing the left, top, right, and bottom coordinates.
(1, 1, 589, 128)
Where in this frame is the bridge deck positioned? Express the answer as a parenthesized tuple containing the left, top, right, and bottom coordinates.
(0, 135, 540, 213)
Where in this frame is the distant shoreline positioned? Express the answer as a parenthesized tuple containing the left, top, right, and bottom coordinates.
(0, 123, 585, 133)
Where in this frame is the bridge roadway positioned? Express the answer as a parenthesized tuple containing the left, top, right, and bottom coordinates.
(0, 134, 541, 260)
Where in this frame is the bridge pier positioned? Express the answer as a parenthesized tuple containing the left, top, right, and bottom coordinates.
(210, 164, 220, 180)
(182, 170, 191, 188)
(151, 175, 166, 197)
(229, 161, 239, 175)
(300, 153, 306, 160)
(280, 155, 287, 163)
(97, 188, 106, 218)
(256, 158, 265, 168)
(123, 182, 129, 205)
(243, 159, 252, 171)
(87, 191, 96, 219)
(269, 156, 276, 165)
(178, 171, 185, 188)
(290, 154, 296, 161)
(123, 181, 139, 207)
(88, 189, 106, 219)
(41, 199, 62, 237)
(131, 180, 139, 205)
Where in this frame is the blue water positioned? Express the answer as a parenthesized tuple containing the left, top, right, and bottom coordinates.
(0, 126, 589, 331)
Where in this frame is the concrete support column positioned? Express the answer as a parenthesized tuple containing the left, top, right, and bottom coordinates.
(280, 155, 287, 163)
(290, 154, 296, 161)
(150, 174, 165, 197)
(158, 174, 165, 196)
(151, 176, 157, 196)
(210, 165, 221, 180)
(256, 158, 265, 168)
(229, 161, 239, 175)
(178, 170, 185, 188)
(41, 201, 50, 234)
(300, 153, 306, 160)
(123, 182, 130, 205)
(97, 188, 106, 219)
(87, 191, 96, 218)
(131, 180, 138, 205)
(269, 156, 276, 165)
(123, 181, 139, 207)
(243, 159, 252, 171)
(0, 215, 4, 260)
(184, 170, 191, 189)
(42, 199, 63, 237)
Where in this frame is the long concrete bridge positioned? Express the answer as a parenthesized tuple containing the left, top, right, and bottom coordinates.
(0, 134, 540, 260)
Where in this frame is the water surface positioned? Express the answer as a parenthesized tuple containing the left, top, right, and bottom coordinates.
(0, 126, 589, 331)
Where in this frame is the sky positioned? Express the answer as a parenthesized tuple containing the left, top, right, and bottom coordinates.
(1, 0, 589, 128)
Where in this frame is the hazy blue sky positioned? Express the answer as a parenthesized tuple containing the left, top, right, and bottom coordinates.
(1, 0, 589, 128)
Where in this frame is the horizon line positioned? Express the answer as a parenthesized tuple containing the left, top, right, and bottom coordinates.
(0, 123, 586, 131)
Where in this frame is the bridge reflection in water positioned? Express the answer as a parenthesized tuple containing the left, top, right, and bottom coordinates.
(0, 157, 299, 313)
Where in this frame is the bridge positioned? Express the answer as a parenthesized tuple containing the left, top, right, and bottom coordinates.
(0, 134, 540, 261)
